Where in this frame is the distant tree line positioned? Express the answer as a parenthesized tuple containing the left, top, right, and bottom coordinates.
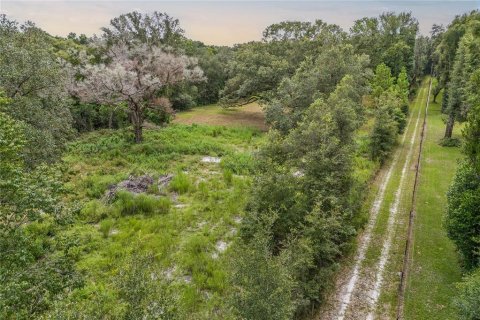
(441, 10, 480, 320)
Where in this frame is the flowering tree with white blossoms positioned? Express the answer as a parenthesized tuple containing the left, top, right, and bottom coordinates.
(73, 43, 205, 142)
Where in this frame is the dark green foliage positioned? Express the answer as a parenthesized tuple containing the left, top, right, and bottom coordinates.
(234, 75, 364, 316)
(265, 47, 371, 133)
(369, 105, 399, 162)
(434, 11, 480, 138)
(70, 102, 129, 132)
(463, 73, 480, 172)
(455, 269, 480, 319)
(413, 35, 433, 83)
(0, 229, 83, 319)
(433, 11, 479, 100)
(368, 64, 408, 163)
(439, 137, 462, 147)
(220, 20, 347, 106)
(220, 41, 290, 105)
(349, 12, 418, 76)
(446, 163, 480, 269)
(228, 226, 296, 320)
(0, 16, 74, 166)
(0, 94, 82, 319)
(101, 11, 185, 47)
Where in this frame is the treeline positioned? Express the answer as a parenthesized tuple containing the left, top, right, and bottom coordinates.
(439, 11, 480, 320)
(226, 16, 414, 319)
(220, 12, 425, 107)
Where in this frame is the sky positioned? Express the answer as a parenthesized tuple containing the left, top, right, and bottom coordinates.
(1, 1, 479, 46)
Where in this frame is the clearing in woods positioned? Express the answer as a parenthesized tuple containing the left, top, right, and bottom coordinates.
(173, 102, 267, 131)
(320, 78, 461, 319)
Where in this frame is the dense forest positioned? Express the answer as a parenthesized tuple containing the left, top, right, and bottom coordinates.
(0, 7, 479, 320)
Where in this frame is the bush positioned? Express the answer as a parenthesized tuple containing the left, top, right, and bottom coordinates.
(369, 106, 398, 163)
(440, 137, 462, 147)
(228, 231, 295, 320)
(446, 163, 480, 269)
(169, 172, 193, 194)
(221, 152, 254, 175)
(114, 191, 171, 216)
(99, 219, 115, 238)
(115, 253, 180, 319)
(392, 106, 407, 134)
(80, 200, 110, 223)
(223, 169, 233, 185)
(455, 269, 480, 319)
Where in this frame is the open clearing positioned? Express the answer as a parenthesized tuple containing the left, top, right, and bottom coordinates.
(173, 102, 267, 131)
(61, 124, 264, 318)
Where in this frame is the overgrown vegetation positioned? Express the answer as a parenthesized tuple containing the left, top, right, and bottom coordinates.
(443, 11, 480, 319)
(1, 6, 479, 319)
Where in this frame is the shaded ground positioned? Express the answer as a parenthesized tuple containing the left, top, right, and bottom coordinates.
(173, 102, 267, 131)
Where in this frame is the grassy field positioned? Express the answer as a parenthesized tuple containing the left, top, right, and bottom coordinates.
(58, 124, 264, 318)
(173, 102, 267, 131)
(56, 97, 381, 318)
(404, 92, 463, 319)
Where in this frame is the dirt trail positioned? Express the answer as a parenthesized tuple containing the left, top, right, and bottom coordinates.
(396, 79, 432, 320)
(320, 81, 430, 320)
(365, 87, 423, 320)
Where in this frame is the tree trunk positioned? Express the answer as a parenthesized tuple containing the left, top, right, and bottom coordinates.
(433, 91, 439, 103)
(444, 113, 455, 139)
(108, 109, 113, 129)
(134, 120, 143, 143)
(129, 103, 144, 143)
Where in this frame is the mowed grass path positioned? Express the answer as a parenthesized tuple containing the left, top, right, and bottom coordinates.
(173, 102, 267, 131)
(404, 92, 463, 319)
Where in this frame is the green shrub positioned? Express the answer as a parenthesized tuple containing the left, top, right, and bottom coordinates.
(197, 181, 209, 199)
(80, 200, 110, 223)
(114, 191, 171, 216)
(81, 174, 120, 199)
(228, 231, 295, 320)
(169, 172, 193, 194)
(455, 269, 480, 319)
(99, 219, 115, 238)
(369, 106, 398, 163)
(440, 137, 462, 147)
(446, 162, 480, 269)
(223, 169, 233, 185)
(221, 152, 254, 175)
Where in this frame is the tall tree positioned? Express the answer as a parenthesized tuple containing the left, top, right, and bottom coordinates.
(72, 44, 204, 142)
(238, 75, 366, 315)
(220, 20, 346, 106)
(371, 63, 395, 97)
(264, 44, 371, 133)
(444, 20, 480, 139)
(101, 11, 185, 47)
(350, 12, 418, 76)
(0, 15, 74, 166)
